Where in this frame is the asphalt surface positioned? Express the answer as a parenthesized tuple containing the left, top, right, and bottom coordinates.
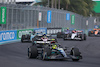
(0, 37, 100, 67)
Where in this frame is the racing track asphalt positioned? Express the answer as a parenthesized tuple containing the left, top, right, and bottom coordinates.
(0, 37, 100, 67)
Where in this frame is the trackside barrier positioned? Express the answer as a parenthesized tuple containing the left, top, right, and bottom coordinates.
(0, 30, 17, 43)
(34, 28, 47, 34)
(17, 29, 33, 39)
(88, 29, 93, 31)
(62, 28, 75, 32)
(85, 30, 88, 35)
(47, 28, 62, 34)
(0, 28, 93, 44)
(0, 28, 48, 45)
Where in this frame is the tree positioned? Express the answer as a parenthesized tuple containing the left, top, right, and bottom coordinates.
(83, 0, 96, 16)
(35, 0, 95, 16)
(68, 0, 89, 16)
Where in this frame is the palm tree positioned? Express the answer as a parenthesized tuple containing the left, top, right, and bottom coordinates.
(58, 0, 60, 9)
(65, 0, 70, 10)
(55, 0, 57, 8)
(83, 0, 96, 16)
(35, 0, 95, 16)
(51, 0, 54, 8)
(68, 0, 89, 16)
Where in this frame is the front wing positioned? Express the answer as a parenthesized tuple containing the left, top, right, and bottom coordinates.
(43, 54, 82, 60)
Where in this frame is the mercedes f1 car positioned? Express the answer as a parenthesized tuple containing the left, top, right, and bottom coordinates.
(32, 34, 58, 44)
(88, 29, 100, 36)
(28, 41, 82, 61)
(63, 30, 86, 41)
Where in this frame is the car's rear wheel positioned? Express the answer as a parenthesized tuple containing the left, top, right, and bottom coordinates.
(63, 34, 67, 40)
(57, 33, 61, 38)
(28, 45, 38, 58)
(80, 34, 83, 41)
(21, 35, 24, 42)
(84, 34, 86, 40)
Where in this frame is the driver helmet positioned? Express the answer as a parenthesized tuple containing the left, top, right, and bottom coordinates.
(43, 34, 47, 38)
(74, 29, 77, 31)
(67, 28, 69, 30)
(43, 33, 46, 36)
(52, 45, 57, 49)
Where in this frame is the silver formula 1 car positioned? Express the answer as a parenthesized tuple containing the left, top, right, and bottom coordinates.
(28, 41, 82, 61)
(32, 34, 58, 44)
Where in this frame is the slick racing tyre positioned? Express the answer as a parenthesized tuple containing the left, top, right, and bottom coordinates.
(84, 34, 86, 40)
(57, 33, 61, 38)
(63, 34, 66, 40)
(88, 31, 91, 36)
(70, 48, 81, 61)
(21, 35, 25, 42)
(80, 34, 84, 41)
(28, 45, 38, 58)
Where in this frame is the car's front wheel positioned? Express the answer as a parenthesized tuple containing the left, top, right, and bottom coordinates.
(70, 48, 81, 61)
(28, 45, 38, 58)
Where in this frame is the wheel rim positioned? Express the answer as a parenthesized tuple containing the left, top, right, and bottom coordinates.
(28, 48, 31, 58)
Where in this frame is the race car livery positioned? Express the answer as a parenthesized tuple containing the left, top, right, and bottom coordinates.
(21, 31, 36, 42)
(32, 34, 58, 45)
(88, 29, 100, 36)
(21, 31, 44, 42)
(28, 41, 82, 61)
(63, 30, 86, 41)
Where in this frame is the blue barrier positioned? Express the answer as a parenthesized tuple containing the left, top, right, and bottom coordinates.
(0, 30, 17, 42)
(33, 28, 47, 34)
(69, 28, 74, 30)
(88, 29, 93, 31)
